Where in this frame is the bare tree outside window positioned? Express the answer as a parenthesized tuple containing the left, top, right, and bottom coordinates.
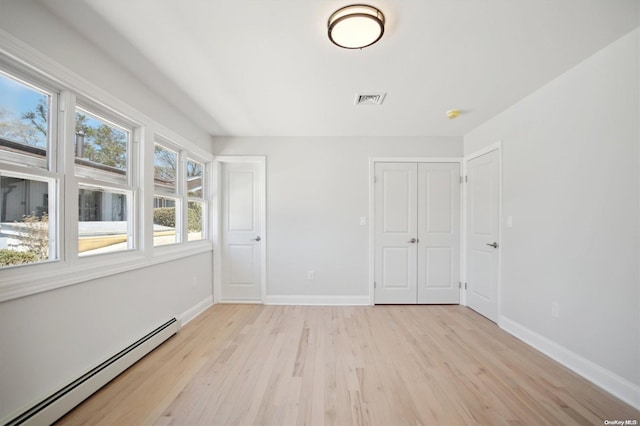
(0, 74, 48, 150)
(75, 111, 127, 172)
(0, 72, 52, 268)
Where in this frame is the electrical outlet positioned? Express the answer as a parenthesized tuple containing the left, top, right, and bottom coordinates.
(307, 270, 315, 281)
(551, 302, 560, 318)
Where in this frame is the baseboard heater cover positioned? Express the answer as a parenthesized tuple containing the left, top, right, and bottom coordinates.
(4, 318, 180, 426)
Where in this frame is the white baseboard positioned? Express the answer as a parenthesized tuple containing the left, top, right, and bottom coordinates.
(177, 295, 213, 326)
(499, 315, 640, 410)
(264, 295, 371, 306)
(1, 319, 179, 426)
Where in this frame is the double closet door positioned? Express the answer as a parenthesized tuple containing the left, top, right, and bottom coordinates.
(374, 162, 460, 304)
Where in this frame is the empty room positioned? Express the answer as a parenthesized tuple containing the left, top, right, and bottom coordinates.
(0, 0, 639, 425)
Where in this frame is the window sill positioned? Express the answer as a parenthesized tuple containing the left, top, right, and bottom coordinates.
(0, 241, 213, 303)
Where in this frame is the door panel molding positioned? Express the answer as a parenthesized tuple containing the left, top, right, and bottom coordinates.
(374, 162, 418, 304)
(417, 162, 461, 304)
(214, 156, 266, 304)
(462, 142, 502, 322)
(369, 157, 462, 305)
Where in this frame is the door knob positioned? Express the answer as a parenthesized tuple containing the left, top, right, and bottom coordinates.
(486, 242, 498, 248)
(408, 238, 417, 244)
(251, 236, 261, 242)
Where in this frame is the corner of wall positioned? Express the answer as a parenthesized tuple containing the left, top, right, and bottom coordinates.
(177, 295, 214, 327)
(499, 315, 640, 410)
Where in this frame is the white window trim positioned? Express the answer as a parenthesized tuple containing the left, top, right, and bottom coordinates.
(0, 28, 213, 303)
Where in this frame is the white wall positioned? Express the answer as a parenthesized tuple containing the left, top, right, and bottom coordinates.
(464, 29, 640, 394)
(0, 0, 212, 149)
(0, 1, 214, 421)
(0, 253, 212, 421)
(213, 136, 462, 300)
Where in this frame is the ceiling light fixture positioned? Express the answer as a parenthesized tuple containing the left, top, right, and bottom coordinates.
(328, 4, 385, 49)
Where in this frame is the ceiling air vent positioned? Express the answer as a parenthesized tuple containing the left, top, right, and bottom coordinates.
(354, 92, 386, 105)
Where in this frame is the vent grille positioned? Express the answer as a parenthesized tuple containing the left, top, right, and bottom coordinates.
(355, 92, 386, 105)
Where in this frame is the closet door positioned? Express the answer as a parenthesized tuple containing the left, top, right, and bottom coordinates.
(417, 163, 461, 304)
(374, 163, 418, 304)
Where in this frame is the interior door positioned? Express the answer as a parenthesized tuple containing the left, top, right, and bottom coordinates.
(374, 163, 418, 304)
(417, 163, 461, 304)
(466, 150, 500, 322)
(221, 162, 263, 301)
(374, 162, 461, 304)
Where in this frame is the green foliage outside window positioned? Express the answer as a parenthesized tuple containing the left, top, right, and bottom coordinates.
(153, 207, 176, 228)
(75, 112, 127, 170)
(153, 203, 201, 232)
(0, 212, 49, 267)
(0, 250, 37, 266)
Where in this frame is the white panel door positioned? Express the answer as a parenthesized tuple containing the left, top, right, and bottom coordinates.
(374, 163, 418, 304)
(221, 162, 262, 301)
(466, 150, 500, 322)
(417, 163, 461, 304)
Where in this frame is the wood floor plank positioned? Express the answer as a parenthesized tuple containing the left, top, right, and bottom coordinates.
(56, 304, 639, 426)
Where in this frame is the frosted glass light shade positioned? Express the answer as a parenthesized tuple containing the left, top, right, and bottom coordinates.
(328, 5, 385, 49)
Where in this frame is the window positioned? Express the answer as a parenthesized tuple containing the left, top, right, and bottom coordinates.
(75, 108, 128, 183)
(153, 143, 178, 246)
(75, 106, 134, 257)
(78, 187, 129, 255)
(0, 69, 57, 268)
(0, 174, 53, 266)
(187, 159, 205, 241)
(152, 143, 208, 246)
(0, 70, 50, 169)
(0, 50, 212, 299)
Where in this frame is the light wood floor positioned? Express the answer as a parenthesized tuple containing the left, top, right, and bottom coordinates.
(57, 304, 639, 425)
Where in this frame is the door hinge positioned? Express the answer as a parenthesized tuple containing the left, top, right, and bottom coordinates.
(374, 281, 377, 289)
(465, 176, 468, 183)
(464, 282, 468, 290)
(374, 176, 378, 184)
(458, 281, 461, 289)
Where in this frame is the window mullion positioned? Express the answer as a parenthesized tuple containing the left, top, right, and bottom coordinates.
(178, 150, 187, 243)
(60, 90, 78, 263)
(141, 126, 154, 255)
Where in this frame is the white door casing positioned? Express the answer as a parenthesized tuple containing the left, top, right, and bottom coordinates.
(465, 149, 500, 322)
(374, 163, 418, 304)
(374, 161, 460, 304)
(221, 161, 263, 302)
(417, 163, 461, 304)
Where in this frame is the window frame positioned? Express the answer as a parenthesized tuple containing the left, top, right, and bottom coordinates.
(0, 67, 56, 171)
(73, 100, 139, 258)
(152, 137, 183, 247)
(0, 66, 61, 268)
(0, 41, 213, 303)
(74, 102, 134, 184)
(0, 168, 59, 264)
(186, 156, 206, 242)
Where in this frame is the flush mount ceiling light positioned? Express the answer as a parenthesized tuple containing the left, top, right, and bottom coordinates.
(328, 4, 385, 49)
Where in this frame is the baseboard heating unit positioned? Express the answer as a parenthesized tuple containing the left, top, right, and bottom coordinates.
(4, 318, 180, 426)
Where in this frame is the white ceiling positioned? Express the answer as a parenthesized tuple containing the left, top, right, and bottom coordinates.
(42, 0, 638, 138)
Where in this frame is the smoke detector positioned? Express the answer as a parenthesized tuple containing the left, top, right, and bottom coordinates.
(354, 92, 386, 105)
(446, 109, 461, 119)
